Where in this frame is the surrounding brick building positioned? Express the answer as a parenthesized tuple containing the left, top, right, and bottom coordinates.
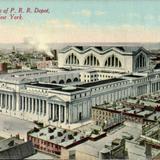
(92, 95, 160, 126)
(92, 105, 125, 130)
(27, 126, 88, 155)
(0, 62, 7, 73)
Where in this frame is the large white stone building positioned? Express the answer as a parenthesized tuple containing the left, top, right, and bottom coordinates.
(0, 46, 159, 125)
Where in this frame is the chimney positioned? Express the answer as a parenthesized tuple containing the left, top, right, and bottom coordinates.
(145, 143, 152, 160)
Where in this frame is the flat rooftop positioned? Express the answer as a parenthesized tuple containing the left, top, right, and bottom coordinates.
(28, 83, 85, 93)
(78, 78, 124, 88)
(29, 126, 87, 148)
(137, 110, 153, 116)
(147, 112, 160, 121)
(68, 121, 144, 158)
(124, 74, 144, 78)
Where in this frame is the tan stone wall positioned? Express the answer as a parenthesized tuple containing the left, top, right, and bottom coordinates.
(76, 151, 98, 160)
(60, 148, 69, 160)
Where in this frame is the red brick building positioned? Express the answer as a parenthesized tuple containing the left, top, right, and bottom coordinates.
(27, 126, 88, 155)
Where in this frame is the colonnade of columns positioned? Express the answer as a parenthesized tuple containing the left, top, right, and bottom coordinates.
(92, 87, 131, 106)
(0, 93, 15, 110)
(49, 103, 68, 123)
(19, 95, 68, 123)
(137, 85, 147, 96)
(151, 82, 160, 92)
(20, 96, 47, 116)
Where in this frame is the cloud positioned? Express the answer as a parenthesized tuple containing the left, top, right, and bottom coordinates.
(95, 11, 106, 16)
(144, 15, 155, 20)
(0, 21, 160, 44)
(47, 19, 77, 28)
(72, 9, 92, 17)
(72, 10, 106, 17)
(128, 13, 140, 18)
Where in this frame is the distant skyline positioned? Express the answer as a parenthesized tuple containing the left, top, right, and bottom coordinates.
(1, 0, 160, 43)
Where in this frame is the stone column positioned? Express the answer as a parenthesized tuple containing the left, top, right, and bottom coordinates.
(55, 104, 57, 120)
(28, 97, 30, 112)
(0, 94, 1, 108)
(14, 94, 16, 111)
(8, 94, 10, 110)
(0, 94, 2, 108)
(15, 93, 19, 112)
(49, 104, 51, 119)
(21, 96, 23, 111)
(11, 95, 14, 111)
(69, 104, 71, 124)
(46, 101, 49, 120)
(51, 104, 54, 120)
(5, 94, 7, 109)
(9, 95, 11, 110)
(64, 105, 67, 123)
(2, 94, 4, 108)
(41, 100, 44, 116)
(25, 97, 28, 112)
(35, 98, 37, 115)
(52, 103, 55, 121)
(32, 98, 34, 113)
(59, 105, 61, 123)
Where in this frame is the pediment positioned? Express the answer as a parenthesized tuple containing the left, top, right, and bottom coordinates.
(133, 47, 150, 56)
(20, 78, 31, 82)
(48, 95, 65, 102)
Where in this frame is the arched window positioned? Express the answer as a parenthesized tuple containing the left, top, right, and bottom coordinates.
(66, 53, 79, 65)
(73, 77, 79, 82)
(66, 79, 72, 83)
(135, 54, 146, 69)
(104, 55, 122, 68)
(51, 81, 57, 83)
(84, 54, 100, 66)
(59, 80, 65, 84)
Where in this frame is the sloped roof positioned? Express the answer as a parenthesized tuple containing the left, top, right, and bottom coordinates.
(60, 46, 150, 55)
(0, 137, 35, 159)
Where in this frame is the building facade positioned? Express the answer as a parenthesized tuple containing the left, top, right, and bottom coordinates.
(0, 46, 159, 125)
(58, 46, 150, 73)
(0, 69, 160, 125)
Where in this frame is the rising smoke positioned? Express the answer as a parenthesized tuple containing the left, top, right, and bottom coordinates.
(23, 37, 54, 57)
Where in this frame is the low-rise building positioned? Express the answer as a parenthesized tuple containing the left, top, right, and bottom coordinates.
(99, 138, 126, 160)
(0, 62, 7, 73)
(27, 126, 88, 156)
(92, 105, 125, 130)
(62, 138, 126, 160)
(0, 137, 35, 159)
(92, 96, 160, 126)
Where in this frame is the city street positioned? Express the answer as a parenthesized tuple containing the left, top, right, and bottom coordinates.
(0, 113, 36, 140)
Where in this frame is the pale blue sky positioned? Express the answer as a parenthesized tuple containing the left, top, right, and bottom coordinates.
(0, 0, 160, 43)
(1, 0, 160, 27)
